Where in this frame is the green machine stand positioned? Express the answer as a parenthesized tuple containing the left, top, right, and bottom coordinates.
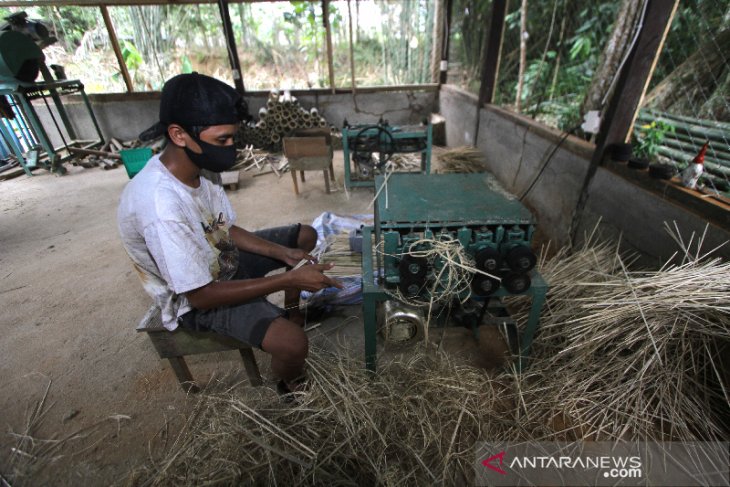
(361, 173, 549, 372)
(342, 120, 432, 189)
(0, 16, 104, 175)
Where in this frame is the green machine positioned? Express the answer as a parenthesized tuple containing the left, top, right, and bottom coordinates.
(342, 119, 432, 189)
(0, 12, 104, 176)
(361, 173, 548, 372)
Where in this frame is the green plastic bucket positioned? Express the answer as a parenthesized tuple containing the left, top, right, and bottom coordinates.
(120, 148, 153, 179)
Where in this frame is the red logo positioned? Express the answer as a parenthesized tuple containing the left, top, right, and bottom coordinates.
(482, 451, 507, 475)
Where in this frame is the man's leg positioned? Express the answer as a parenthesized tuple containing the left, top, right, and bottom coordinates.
(180, 300, 309, 390)
(261, 316, 309, 390)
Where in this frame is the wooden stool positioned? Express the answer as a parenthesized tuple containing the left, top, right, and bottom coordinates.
(136, 306, 262, 393)
(283, 136, 334, 195)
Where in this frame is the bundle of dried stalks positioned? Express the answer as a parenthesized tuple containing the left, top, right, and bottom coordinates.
(512, 224, 729, 442)
(317, 233, 362, 278)
(437, 147, 488, 173)
(387, 153, 422, 171)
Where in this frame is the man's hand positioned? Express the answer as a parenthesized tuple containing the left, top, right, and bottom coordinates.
(287, 262, 343, 291)
(278, 247, 317, 268)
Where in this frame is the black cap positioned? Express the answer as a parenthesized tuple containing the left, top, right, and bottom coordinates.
(139, 72, 246, 141)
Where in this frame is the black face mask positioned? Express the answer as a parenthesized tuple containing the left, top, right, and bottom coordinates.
(184, 135, 237, 173)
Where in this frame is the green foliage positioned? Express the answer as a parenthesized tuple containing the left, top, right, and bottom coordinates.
(181, 55, 193, 74)
(493, 0, 620, 129)
(39, 6, 98, 47)
(121, 40, 143, 71)
(633, 120, 675, 161)
(650, 0, 730, 89)
(449, 0, 493, 92)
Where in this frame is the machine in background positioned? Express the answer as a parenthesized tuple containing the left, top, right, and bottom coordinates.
(341, 118, 432, 189)
(0, 12, 104, 176)
(361, 173, 549, 372)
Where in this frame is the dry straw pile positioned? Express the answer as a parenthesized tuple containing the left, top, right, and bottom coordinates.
(437, 146, 488, 173)
(132, 225, 729, 486)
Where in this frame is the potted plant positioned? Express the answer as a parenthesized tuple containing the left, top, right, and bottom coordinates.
(630, 120, 676, 179)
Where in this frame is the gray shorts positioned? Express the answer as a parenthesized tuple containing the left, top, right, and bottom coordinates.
(178, 224, 301, 349)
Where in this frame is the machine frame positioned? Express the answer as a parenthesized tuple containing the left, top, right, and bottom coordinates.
(342, 121, 432, 189)
(361, 173, 549, 372)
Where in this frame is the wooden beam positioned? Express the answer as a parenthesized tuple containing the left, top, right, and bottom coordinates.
(100, 5, 133, 93)
(322, 0, 336, 94)
(2, 0, 291, 6)
(67, 147, 121, 159)
(570, 0, 679, 243)
(478, 0, 509, 106)
(217, 0, 245, 93)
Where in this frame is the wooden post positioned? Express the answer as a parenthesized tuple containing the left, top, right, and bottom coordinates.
(570, 0, 679, 243)
(217, 0, 245, 93)
(100, 5, 133, 93)
(430, 0, 444, 83)
(347, 0, 357, 93)
(239, 348, 262, 386)
(323, 0, 336, 93)
(439, 0, 453, 84)
(478, 0, 509, 106)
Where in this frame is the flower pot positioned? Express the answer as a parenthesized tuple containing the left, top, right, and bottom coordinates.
(609, 143, 632, 163)
(628, 158, 650, 170)
(649, 163, 676, 180)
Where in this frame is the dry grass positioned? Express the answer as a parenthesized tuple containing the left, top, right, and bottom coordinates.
(436, 147, 488, 173)
(125, 225, 728, 485)
(1, 381, 126, 485)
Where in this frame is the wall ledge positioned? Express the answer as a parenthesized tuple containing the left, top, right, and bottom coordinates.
(604, 161, 730, 232)
(439, 84, 594, 160)
(483, 105, 595, 160)
(440, 84, 479, 104)
(65, 84, 439, 104)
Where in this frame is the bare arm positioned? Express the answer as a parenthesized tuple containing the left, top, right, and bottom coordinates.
(185, 263, 342, 310)
(229, 225, 314, 267)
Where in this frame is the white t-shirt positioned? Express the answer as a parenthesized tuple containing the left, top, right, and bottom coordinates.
(117, 155, 238, 330)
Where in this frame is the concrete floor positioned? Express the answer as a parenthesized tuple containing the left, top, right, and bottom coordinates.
(0, 152, 508, 484)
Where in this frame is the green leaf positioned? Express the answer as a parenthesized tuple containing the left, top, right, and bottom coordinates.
(181, 55, 193, 74)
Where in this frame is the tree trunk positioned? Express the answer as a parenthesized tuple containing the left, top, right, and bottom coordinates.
(548, 4, 568, 102)
(580, 0, 642, 117)
(644, 29, 730, 120)
(515, 0, 528, 112)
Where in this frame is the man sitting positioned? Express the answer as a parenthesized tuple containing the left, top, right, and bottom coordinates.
(117, 73, 340, 395)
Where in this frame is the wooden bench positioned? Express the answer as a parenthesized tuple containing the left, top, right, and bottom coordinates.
(136, 306, 262, 393)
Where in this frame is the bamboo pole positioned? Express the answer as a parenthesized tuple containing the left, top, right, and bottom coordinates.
(100, 5, 133, 93)
(323, 0, 336, 94)
(347, 0, 357, 94)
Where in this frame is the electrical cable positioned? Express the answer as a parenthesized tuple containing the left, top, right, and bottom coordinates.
(518, 124, 580, 201)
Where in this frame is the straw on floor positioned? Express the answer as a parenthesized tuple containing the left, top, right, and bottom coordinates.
(131, 224, 729, 486)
